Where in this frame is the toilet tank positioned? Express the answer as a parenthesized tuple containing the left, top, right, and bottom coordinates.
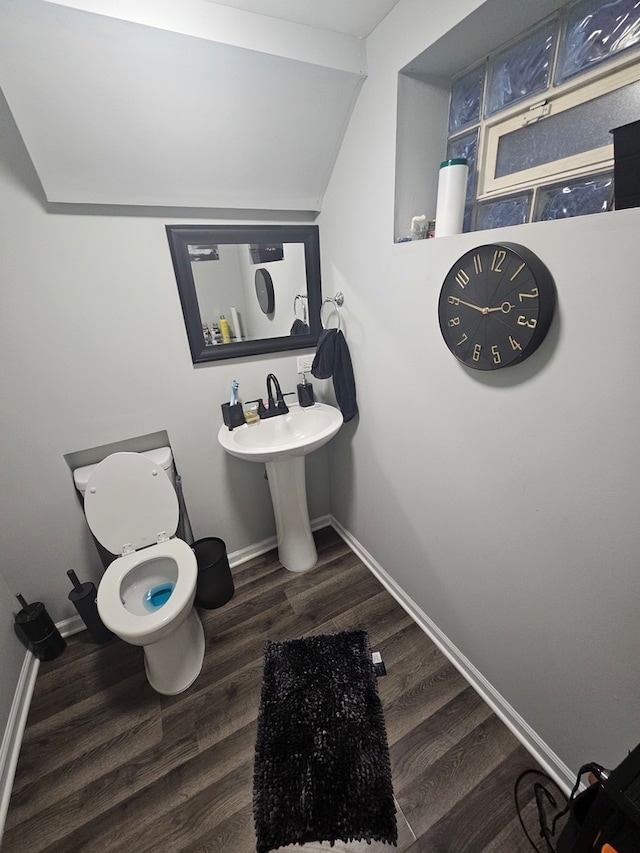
(73, 447, 175, 495)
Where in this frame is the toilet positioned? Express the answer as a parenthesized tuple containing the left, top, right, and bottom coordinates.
(73, 449, 204, 695)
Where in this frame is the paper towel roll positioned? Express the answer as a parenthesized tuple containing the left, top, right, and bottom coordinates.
(434, 158, 468, 237)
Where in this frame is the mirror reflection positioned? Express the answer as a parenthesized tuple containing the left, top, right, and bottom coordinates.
(166, 225, 322, 364)
(192, 243, 306, 343)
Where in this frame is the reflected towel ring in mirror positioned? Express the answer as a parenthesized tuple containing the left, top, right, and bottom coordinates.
(294, 294, 308, 324)
(321, 292, 344, 330)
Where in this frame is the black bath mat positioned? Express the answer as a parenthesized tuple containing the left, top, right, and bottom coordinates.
(253, 629, 397, 852)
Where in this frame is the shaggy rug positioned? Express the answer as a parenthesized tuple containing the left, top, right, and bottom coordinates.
(253, 630, 397, 852)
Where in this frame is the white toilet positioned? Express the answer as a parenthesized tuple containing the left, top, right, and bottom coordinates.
(73, 449, 205, 695)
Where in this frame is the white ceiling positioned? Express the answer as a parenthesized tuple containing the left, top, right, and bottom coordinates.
(1, 0, 403, 210)
(202, 0, 403, 38)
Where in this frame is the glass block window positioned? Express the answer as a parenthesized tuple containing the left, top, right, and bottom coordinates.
(444, 0, 640, 234)
(486, 22, 556, 117)
(533, 172, 614, 220)
(475, 192, 533, 231)
(556, 0, 640, 85)
(449, 64, 485, 134)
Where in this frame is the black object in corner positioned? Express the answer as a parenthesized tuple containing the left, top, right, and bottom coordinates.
(557, 746, 640, 852)
(14, 594, 66, 660)
(611, 119, 640, 210)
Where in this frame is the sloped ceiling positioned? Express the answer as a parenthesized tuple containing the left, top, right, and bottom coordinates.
(200, 0, 402, 38)
(0, 0, 400, 210)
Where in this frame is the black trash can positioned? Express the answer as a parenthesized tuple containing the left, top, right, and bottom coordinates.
(192, 537, 235, 609)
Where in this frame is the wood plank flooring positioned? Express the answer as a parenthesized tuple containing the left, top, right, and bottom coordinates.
(4, 527, 555, 852)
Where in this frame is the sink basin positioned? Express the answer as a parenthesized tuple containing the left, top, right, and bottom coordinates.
(217, 402, 343, 573)
(217, 402, 342, 463)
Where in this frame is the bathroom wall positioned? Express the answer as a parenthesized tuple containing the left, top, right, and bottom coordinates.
(318, 0, 640, 778)
(0, 86, 332, 626)
(3, 0, 639, 794)
(0, 571, 28, 773)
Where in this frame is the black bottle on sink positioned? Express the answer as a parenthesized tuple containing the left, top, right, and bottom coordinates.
(297, 374, 315, 407)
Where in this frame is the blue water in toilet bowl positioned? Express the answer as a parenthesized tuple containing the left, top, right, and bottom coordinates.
(144, 583, 175, 612)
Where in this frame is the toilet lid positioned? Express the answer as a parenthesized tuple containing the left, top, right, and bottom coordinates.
(83, 452, 178, 555)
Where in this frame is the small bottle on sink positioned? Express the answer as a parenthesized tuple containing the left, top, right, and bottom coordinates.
(297, 374, 315, 407)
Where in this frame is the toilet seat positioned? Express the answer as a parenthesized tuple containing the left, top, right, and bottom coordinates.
(83, 452, 179, 556)
(79, 451, 204, 693)
(85, 452, 196, 644)
(96, 538, 197, 643)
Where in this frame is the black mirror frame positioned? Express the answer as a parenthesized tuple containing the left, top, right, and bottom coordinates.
(166, 223, 322, 364)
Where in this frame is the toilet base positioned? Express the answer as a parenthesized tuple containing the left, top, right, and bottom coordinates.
(143, 607, 205, 695)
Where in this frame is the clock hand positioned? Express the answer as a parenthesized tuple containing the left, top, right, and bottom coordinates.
(486, 301, 515, 314)
(456, 299, 486, 313)
(456, 299, 515, 315)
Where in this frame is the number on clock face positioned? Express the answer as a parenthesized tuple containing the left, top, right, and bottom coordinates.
(438, 243, 556, 371)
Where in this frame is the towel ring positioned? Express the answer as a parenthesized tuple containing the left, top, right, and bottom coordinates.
(293, 294, 308, 323)
(321, 291, 344, 330)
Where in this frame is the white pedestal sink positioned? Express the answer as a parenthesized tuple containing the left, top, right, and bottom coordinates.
(217, 402, 343, 572)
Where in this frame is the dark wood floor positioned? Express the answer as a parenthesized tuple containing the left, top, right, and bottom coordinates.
(4, 527, 558, 852)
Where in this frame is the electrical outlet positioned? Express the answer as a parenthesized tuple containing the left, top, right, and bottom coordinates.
(296, 355, 314, 374)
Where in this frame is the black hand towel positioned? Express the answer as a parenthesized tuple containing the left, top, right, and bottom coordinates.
(289, 318, 310, 335)
(311, 329, 358, 422)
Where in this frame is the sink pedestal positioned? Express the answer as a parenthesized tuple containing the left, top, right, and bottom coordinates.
(265, 456, 317, 572)
(217, 403, 343, 573)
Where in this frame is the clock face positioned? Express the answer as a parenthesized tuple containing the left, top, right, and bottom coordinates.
(438, 242, 556, 370)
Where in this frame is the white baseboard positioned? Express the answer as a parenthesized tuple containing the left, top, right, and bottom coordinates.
(0, 650, 39, 843)
(311, 515, 332, 533)
(55, 516, 332, 639)
(4, 511, 567, 848)
(226, 514, 332, 569)
(330, 516, 576, 795)
(52, 517, 333, 639)
(57, 614, 86, 637)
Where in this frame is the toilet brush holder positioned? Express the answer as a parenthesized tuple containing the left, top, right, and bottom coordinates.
(67, 569, 114, 644)
(14, 594, 66, 661)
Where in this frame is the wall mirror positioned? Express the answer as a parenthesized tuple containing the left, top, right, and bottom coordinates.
(166, 224, 322, 363)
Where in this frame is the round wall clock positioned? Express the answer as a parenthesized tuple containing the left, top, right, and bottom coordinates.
(255, 268, 275, 314)
(438, 242, 556, 370)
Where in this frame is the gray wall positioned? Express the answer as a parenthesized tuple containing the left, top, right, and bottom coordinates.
(319, 0, 640, 777)
(0, 87, 331, 629)
(0, 571, 26, 761)
(2, 0, 639, 790)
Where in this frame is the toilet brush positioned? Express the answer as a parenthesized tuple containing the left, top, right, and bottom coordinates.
(67, 569, 114, 644)
(15, 593, 66, 660)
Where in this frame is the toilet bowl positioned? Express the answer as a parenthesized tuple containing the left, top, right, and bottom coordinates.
(79, 450, 205, 695)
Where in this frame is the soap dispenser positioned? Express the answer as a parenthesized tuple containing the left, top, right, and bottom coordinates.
(297, 373, 315, 407)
